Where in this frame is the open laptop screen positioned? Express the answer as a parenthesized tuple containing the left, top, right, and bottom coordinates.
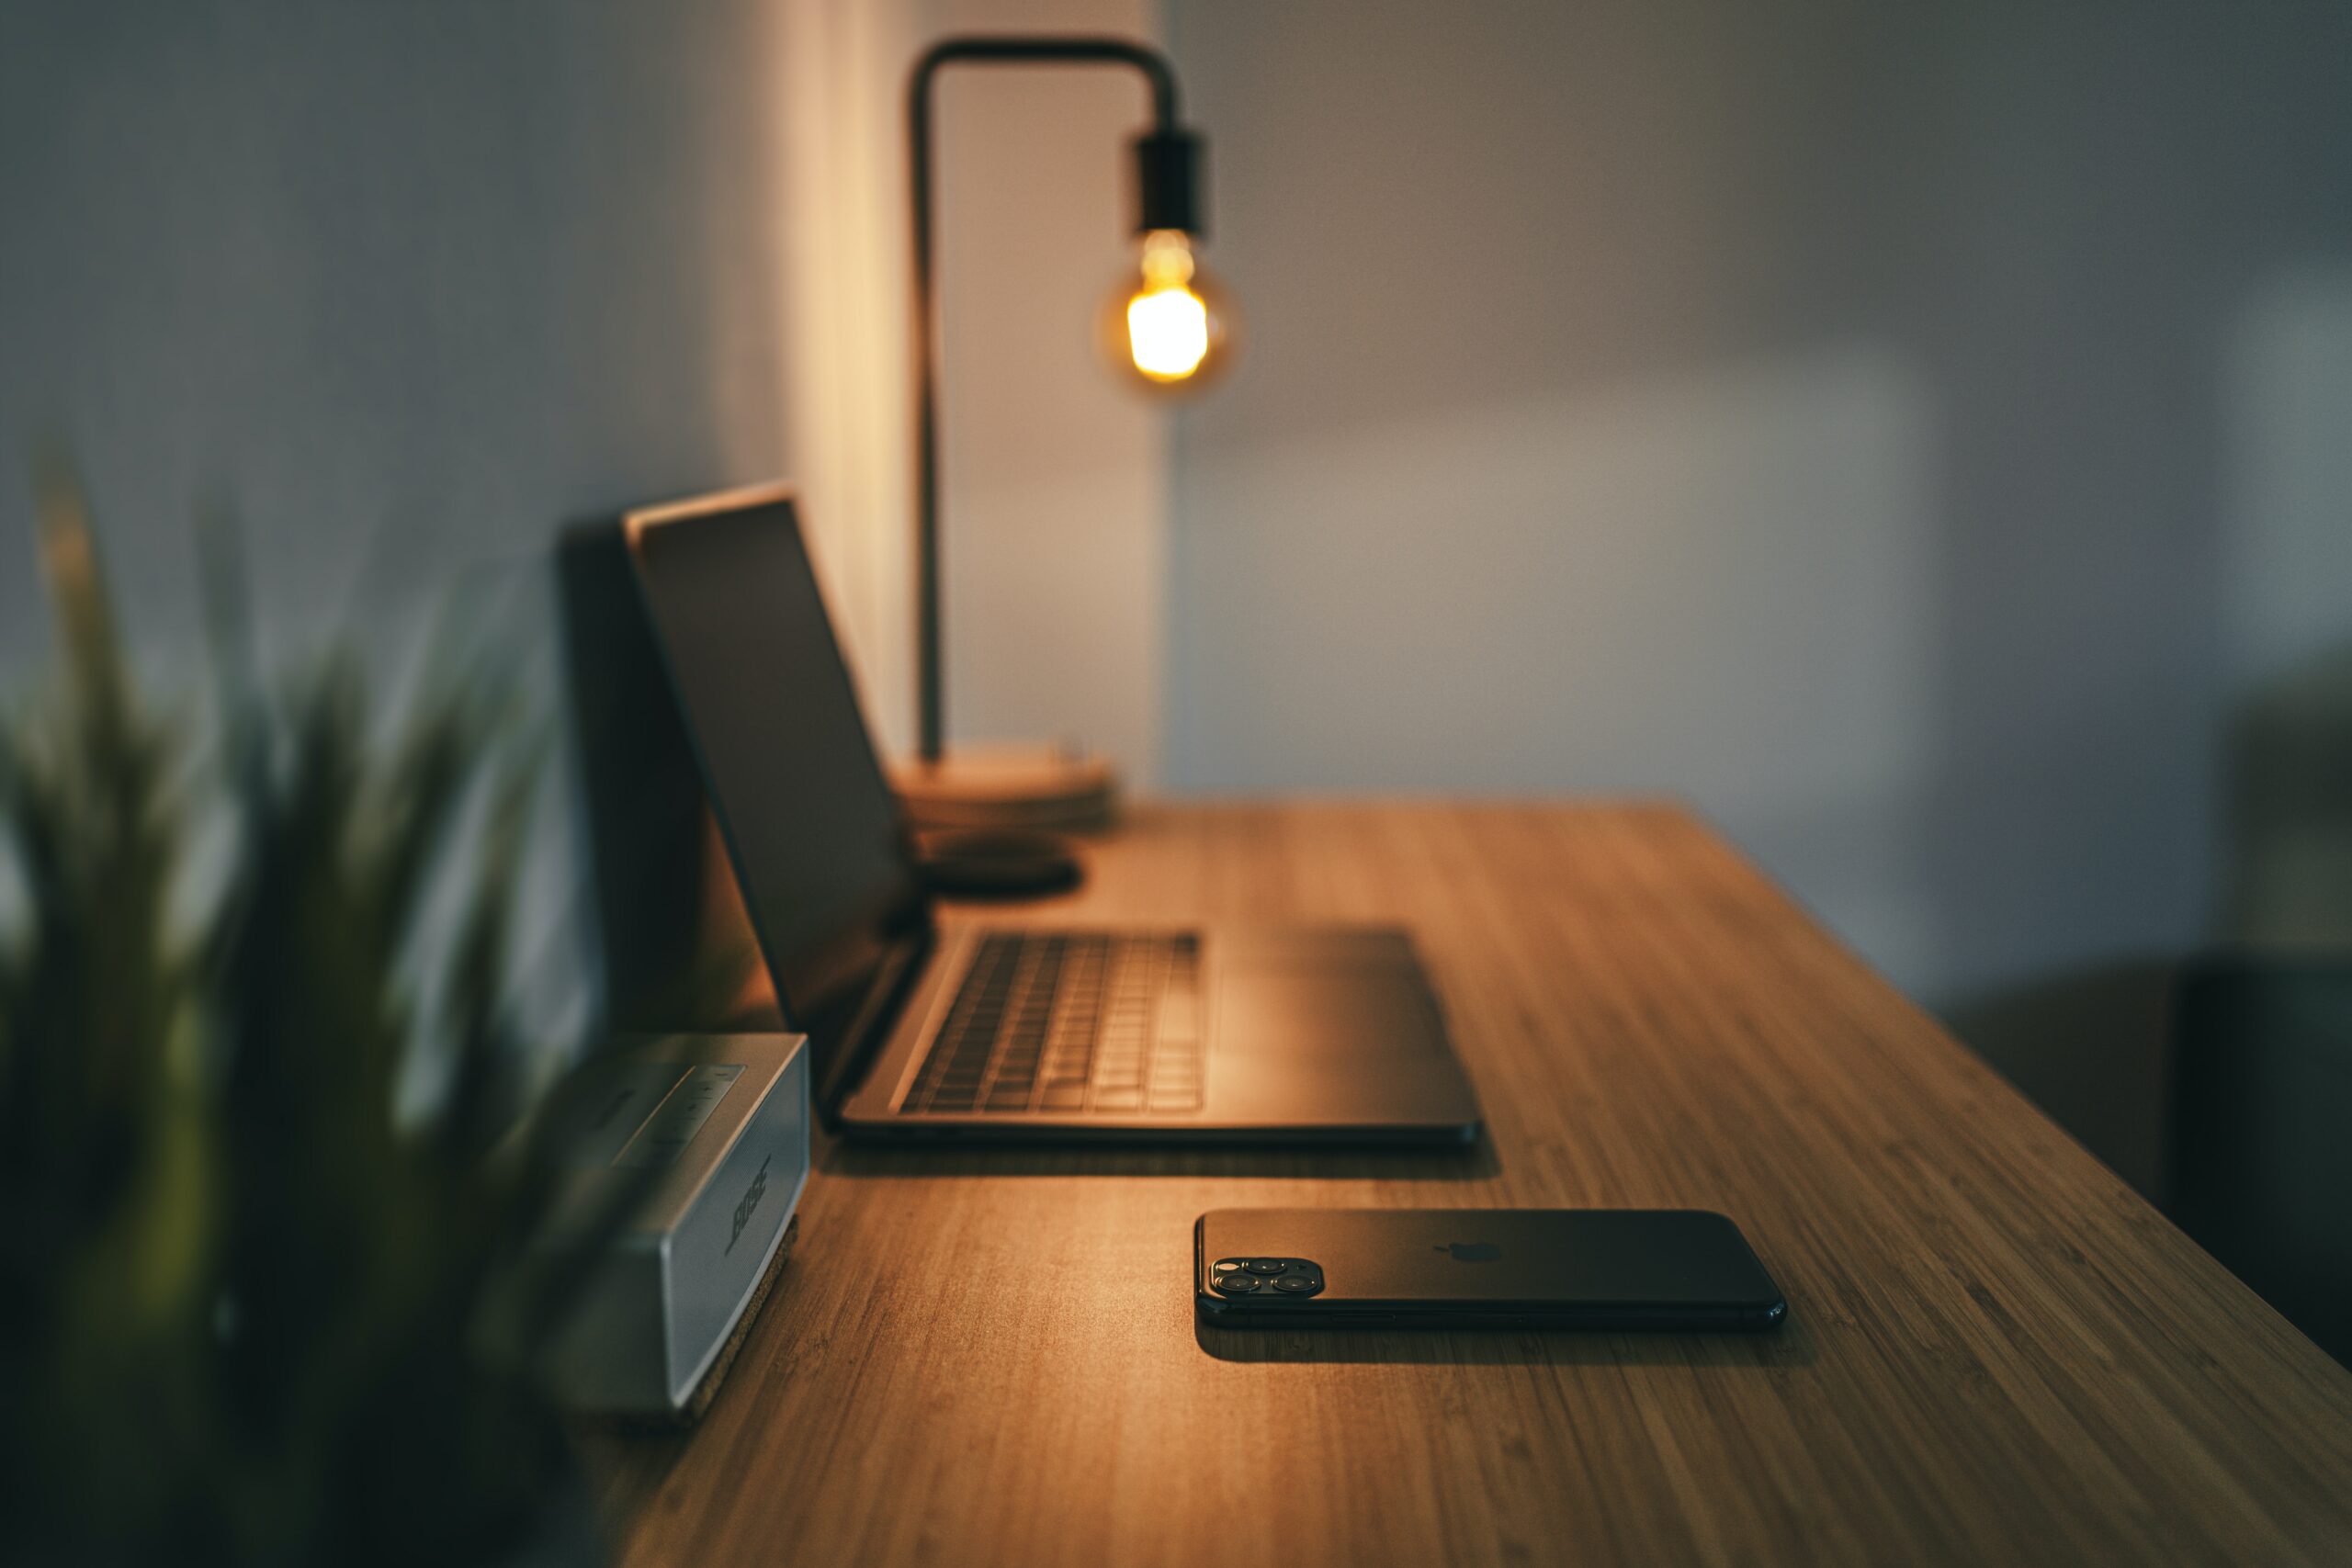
(624, 487, 924, 1094)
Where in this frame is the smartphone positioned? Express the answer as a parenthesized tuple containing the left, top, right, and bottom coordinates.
(1194, 1209, 1786, 1330)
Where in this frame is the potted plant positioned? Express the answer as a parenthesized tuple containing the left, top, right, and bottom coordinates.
(0, 460, 603, 1566)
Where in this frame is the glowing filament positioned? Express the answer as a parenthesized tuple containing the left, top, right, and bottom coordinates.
(1125, 231, 1212, 382)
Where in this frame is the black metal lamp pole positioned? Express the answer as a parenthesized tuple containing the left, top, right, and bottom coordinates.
(907, 35, 1207, 766)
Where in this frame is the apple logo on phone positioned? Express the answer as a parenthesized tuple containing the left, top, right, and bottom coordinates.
(1436, 1241, 1501, 1262)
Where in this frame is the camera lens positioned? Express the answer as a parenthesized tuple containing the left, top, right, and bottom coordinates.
(1215, 1273, 1260, 1293)
(1247, 1258, 1289, 1275)
(1272, 1275, 1320, 1294)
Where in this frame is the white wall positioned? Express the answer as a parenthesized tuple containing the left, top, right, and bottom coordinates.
(1161, 0, 2352, 1026)
(0, 0, 812, 1045)
(769, 0, 921, 751)
(0, 0, 800, 671)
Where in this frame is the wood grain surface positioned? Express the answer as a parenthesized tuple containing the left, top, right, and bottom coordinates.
(584, 802, 2352, 1566)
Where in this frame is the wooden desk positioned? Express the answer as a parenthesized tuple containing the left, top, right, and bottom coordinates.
(592, 803, 2352, 1566)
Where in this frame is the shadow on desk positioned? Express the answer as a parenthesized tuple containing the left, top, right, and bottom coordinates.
(819, 1137, 1502, 1182)
(1194, 1314, 1819, 1367)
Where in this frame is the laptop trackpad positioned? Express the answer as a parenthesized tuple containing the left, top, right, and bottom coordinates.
(1214, 972, 1445, 1056)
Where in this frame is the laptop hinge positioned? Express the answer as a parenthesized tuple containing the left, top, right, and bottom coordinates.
(815, 922, 935, 1126)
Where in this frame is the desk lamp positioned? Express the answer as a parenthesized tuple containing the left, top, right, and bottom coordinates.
(890, 35, 1231, 894)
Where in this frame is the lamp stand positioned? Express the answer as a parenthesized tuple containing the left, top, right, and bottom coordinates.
(894, 36, 1204, 854)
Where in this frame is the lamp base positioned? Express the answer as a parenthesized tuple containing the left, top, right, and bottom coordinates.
(908, 827, 1084, 900)
(890, 743, 1119, 834)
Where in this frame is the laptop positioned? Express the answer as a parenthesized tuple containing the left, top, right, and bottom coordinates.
(622, 482, 1484, 1145)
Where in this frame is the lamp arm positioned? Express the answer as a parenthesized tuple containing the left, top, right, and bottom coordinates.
(906, 35, 1197, 766)
(912, 36, 1181, 130)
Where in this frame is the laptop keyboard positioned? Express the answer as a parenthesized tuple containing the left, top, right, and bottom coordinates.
(903, 932, 1203, 1115)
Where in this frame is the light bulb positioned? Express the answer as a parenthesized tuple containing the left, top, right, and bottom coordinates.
(1103, 230, 1233, 390)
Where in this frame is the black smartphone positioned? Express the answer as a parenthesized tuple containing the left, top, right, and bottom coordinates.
(1194, 1209, 1786, 1330)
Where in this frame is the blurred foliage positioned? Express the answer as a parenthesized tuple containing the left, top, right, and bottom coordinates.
(0, 461, 595, 1566)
